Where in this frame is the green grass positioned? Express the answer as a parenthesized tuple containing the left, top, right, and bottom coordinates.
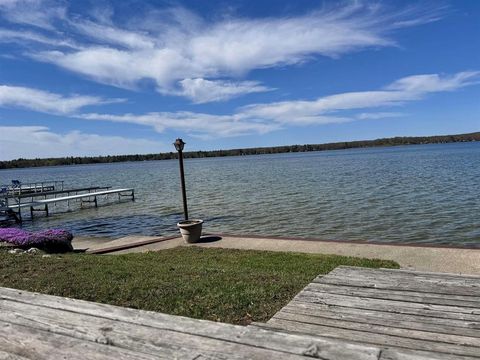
(0, 247, 398, 324)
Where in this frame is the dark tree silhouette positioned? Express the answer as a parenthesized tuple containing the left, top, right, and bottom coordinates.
(1, 132, 478, 169)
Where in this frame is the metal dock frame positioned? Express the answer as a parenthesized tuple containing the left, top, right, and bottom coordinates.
(9, 188, 135, 221)
(3, 180, 65, 196)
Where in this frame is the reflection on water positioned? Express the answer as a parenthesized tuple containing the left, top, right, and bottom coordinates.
(1, 142, 479, 246)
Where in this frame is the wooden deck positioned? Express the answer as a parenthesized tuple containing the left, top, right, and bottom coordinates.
(1, 266, 479, 359)
(255, 266, 480, 359)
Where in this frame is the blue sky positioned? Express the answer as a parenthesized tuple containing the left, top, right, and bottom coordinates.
(0, 0, 479, 160)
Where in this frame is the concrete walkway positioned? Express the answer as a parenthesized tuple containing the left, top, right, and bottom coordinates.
(73, 235, 175, 254)
(73, 234, 480, 275)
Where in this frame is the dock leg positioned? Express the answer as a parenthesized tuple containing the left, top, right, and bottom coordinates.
(30, 206, 34, 219)
(8, 210, 21, 224)
(45, 204, 49, 217)
(131, 190, 135, 201)
(94, 196, 98, 208)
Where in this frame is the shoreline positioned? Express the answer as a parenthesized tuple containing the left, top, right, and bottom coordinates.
(74, 232, 480, 250)
(1, 132, 478, 170)
(204, 233, 480, 249)
(73, 233, 480, 275)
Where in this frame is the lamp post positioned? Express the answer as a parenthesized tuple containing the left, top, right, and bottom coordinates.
(174, 138, 188, 221)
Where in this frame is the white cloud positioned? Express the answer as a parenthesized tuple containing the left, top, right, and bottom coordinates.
(33, 48, 146, 89)
(0, 0, 65, 29)
(78, 111, 280, 138)
(386, 71, 480, 92)
(0, 126, 164, 160)
(1, 71, 474, 141)
(0, 28, 80, 48)
(76, 71, 480, 137)
(0, 1, 445, 102)
(0, 84, 123, 114)
(70, 19, 155, 50)
(241, 91, 412, 122)
(241, 71, 480, 122)
(172, 78, 272, 104)
(356, 112, 404, 120)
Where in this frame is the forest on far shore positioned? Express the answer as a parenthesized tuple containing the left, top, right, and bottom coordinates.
(1, 131, 479, 170)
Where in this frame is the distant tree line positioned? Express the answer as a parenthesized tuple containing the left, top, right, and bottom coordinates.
(1, 131, 479, 170)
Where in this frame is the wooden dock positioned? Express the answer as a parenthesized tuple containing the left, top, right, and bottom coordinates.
(1, 266, 479, 359)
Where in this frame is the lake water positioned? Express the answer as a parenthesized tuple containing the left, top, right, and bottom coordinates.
(1, 142, 479, 246)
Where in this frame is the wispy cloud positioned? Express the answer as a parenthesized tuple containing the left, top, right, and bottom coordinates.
(1, 71, 475, 138)
(77, 71, 480, 137)
(77, 111, 280, 138)
(0, 126, 164, 160)
(356, 112, 404, 120)
(0, 29, 77, 48)
(386, 72, 480, 92)
(241, 71, 480, 122)
(0, 0, 446, 103)
(69, 19, 156, 50)
(171, 78, 273, 104)
(0, 84, 123, 114)
(0, 0, 65, 29)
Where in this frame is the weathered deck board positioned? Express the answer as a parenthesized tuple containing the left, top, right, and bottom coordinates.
(331, 266, 480, 282)
(258, 266, 480, 359)
(305, 282, 480, 307)
(318, 266, 480, 296)
(295, 291, 480, 320)
(279, 301, 480, 337)
(0, 322, 162, 360)
(2, 265, 480, 359)
(0, 287, 383, 360)
(259, 317, 480, 357)
(272, 310, 480, 346)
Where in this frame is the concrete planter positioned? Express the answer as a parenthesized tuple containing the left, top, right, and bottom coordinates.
(177, 219, 204, 243)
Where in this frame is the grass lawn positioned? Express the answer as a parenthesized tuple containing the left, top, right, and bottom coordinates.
(0, 246, 398, 325)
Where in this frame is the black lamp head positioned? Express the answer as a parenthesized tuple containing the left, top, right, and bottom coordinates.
(174, 138, 185, 152)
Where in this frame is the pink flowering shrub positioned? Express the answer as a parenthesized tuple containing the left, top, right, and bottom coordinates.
(0, 228, 73, 252)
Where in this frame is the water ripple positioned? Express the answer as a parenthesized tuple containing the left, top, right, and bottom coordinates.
(1, 142, 479, 246)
